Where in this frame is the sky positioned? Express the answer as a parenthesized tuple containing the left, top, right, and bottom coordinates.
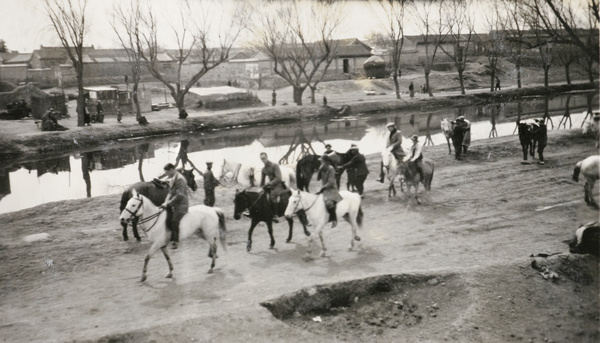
(0, 0, 586, 53)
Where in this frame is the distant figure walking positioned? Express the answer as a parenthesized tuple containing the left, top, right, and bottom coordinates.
(84, 106, 91, 126)
(495, 77, 501, 91)
(272, 89, 277, 106)
(323, 95, 328, 106)
(116, 109, 123, 123)
(409, 82, 415, 98)
(203, 162, 220, 207)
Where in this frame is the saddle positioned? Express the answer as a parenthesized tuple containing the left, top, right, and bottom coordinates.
(152, 178, 169, 189)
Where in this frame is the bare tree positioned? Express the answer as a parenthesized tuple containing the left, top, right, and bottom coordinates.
(45, 0, 88, 126)
(522, 0, 558, 87)
(440, 0, 476, 95)
(139, 0, 247, 116)
(0, 39, 7, 53)
(413, 0, 448, 97)
(556, 41, 578, 85)
(252, 0, 342, 105)
(500, 0, 527, 88)
(485, 3, 508, 91)
(375, 0, 411, 99)
(110, 0, 144, 120)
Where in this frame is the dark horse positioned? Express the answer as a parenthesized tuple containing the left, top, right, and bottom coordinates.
(233, 189, 310, 252)
(518, 120, 547, 164)
(119, 169, 197, 241)
(328, 150, 354, 189)
(296, 154, 321, 191)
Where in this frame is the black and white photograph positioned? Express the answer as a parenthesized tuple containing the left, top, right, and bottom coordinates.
(0, 0, 598, 341)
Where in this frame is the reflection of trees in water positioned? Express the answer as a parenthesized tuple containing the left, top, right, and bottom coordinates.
(489, 104, 502, 138)
(137, 143, 150, 182)
(173, 140, 201, 174)
(81, 152, 93, 198)
(279, 128, 323, 165)
(424, 113, 434, 146)
(0, 166, 18, 201)
(558, 95, 572, 129)
(22, 156, 71, 178)
(543, 96, 554, 129)
(582, 93, 596, 127)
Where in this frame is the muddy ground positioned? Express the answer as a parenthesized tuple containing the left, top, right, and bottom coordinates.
(0, 129, 598, 342)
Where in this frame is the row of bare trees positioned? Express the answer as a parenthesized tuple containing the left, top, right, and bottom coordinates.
(368, 0, 598, 98)
(45, 0, 598, 126)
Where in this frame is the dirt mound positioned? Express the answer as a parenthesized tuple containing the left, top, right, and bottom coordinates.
(0, 80, 17, 92)
(262, 256, 599, 342)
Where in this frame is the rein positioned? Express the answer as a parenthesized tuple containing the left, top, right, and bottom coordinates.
(127, 197, 164, 233)
(292, 192, 321, 214)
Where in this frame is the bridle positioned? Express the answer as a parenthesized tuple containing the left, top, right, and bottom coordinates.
(125, 196, 164, 233)
(290, 191, 320, 214)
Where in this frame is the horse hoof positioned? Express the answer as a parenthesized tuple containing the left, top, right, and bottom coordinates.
(136, 238, 141, 242)
(269, 245, 275, 250)
(286, 238, 292, 243)
(123, 237, 129, 241)
(354, 236, 361, 241)
(319, 251, 326, 257)
(207, 268, 214, 274)
(140, 275, 147, 282)
(165, 273, 172, 279)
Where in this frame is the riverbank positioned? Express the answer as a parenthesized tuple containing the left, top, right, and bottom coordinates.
(0, 81, 597, 163)
(0, 128, 597, 342)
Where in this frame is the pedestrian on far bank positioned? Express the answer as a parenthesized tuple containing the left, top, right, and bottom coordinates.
(409, 82, 415, 98)
(272, 89, 277, 106)
(323, 95, 328, 106)
(203, 162, 220, 207)
(84, 106, 91, 126)
(495, 77, 501, 91)
(116, 109, 123, 123)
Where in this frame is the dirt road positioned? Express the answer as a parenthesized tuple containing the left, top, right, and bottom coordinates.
(0, 128, 598, 342)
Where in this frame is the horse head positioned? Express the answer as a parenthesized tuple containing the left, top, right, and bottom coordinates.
(284, 189, 302, 219)
(181, 169, 197, 191)
(120, 189, 143, 223)
(233, 189, 248, 220)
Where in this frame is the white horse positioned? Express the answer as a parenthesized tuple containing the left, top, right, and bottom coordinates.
(119, 190, 227, 281)
(441, 117, 453, 154)
(221, 159, 296, 190)
(284, 189, 363, 257)
(382, 151, 404, 197)
(573, 155, 600, 208)
(582, 115, 599, 148)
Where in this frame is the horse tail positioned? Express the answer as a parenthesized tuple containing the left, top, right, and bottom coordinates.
(357, 206, 364, 229)
(424, 161, 434, 191)
(573, 161, 582, 182)
(216, 208, 227, 250)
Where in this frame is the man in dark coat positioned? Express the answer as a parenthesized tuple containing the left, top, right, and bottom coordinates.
(160, 163, 189, 249)
(260, 152, 285, 222)
(203, 162, 220, 207)
(317, 155, 343, 228)
(339, 144, 369, 197)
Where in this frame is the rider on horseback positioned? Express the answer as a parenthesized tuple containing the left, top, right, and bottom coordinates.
(260, 152, 285, 223)
(378, 122, 405, 183)
(408, 135, 425, 181)
(159, 163, 189, 249)
(316, 155, 343, 228)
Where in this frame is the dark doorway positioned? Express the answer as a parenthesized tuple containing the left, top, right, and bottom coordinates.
(343, 59, 349, 73)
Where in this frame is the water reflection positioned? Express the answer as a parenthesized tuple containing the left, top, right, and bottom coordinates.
(0, 92, 597, 214)
(559, 95, 573, 129)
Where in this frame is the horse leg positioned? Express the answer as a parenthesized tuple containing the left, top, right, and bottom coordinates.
(318, 229, 327, 257)
(530, 141, 536, 159)
(584, 181, 591, 205)
(161, 247, 173, 278)
(267, 221, 275, 249)
(132, 217, 141, 241)
(207, 239, 217, 273)
(247, 219, 259, 252)
(521, 144, 528, 161)
(415, 183, 421, 205)
(348, 215, 359, 251)
(538, 144, 545, 164)
(447, 138, 452, 154)
(589, 179, 599, 208)
(285, 217, 294, 243)
(141, 242, 162, 282)
(121, 221, 129, 241)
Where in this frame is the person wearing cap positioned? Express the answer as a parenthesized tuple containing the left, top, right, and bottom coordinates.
(455, 116, 471, 155)
(324, 143, 333, 155)
(379, 122, 405, 183)
(203, 162, 220, 207)
(260, 152, 285, 222)
(316, 155, 343, 228)
(160, 163, 189, 249)
(408, 135, 425, 181)
(339, 144, 369, 197)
